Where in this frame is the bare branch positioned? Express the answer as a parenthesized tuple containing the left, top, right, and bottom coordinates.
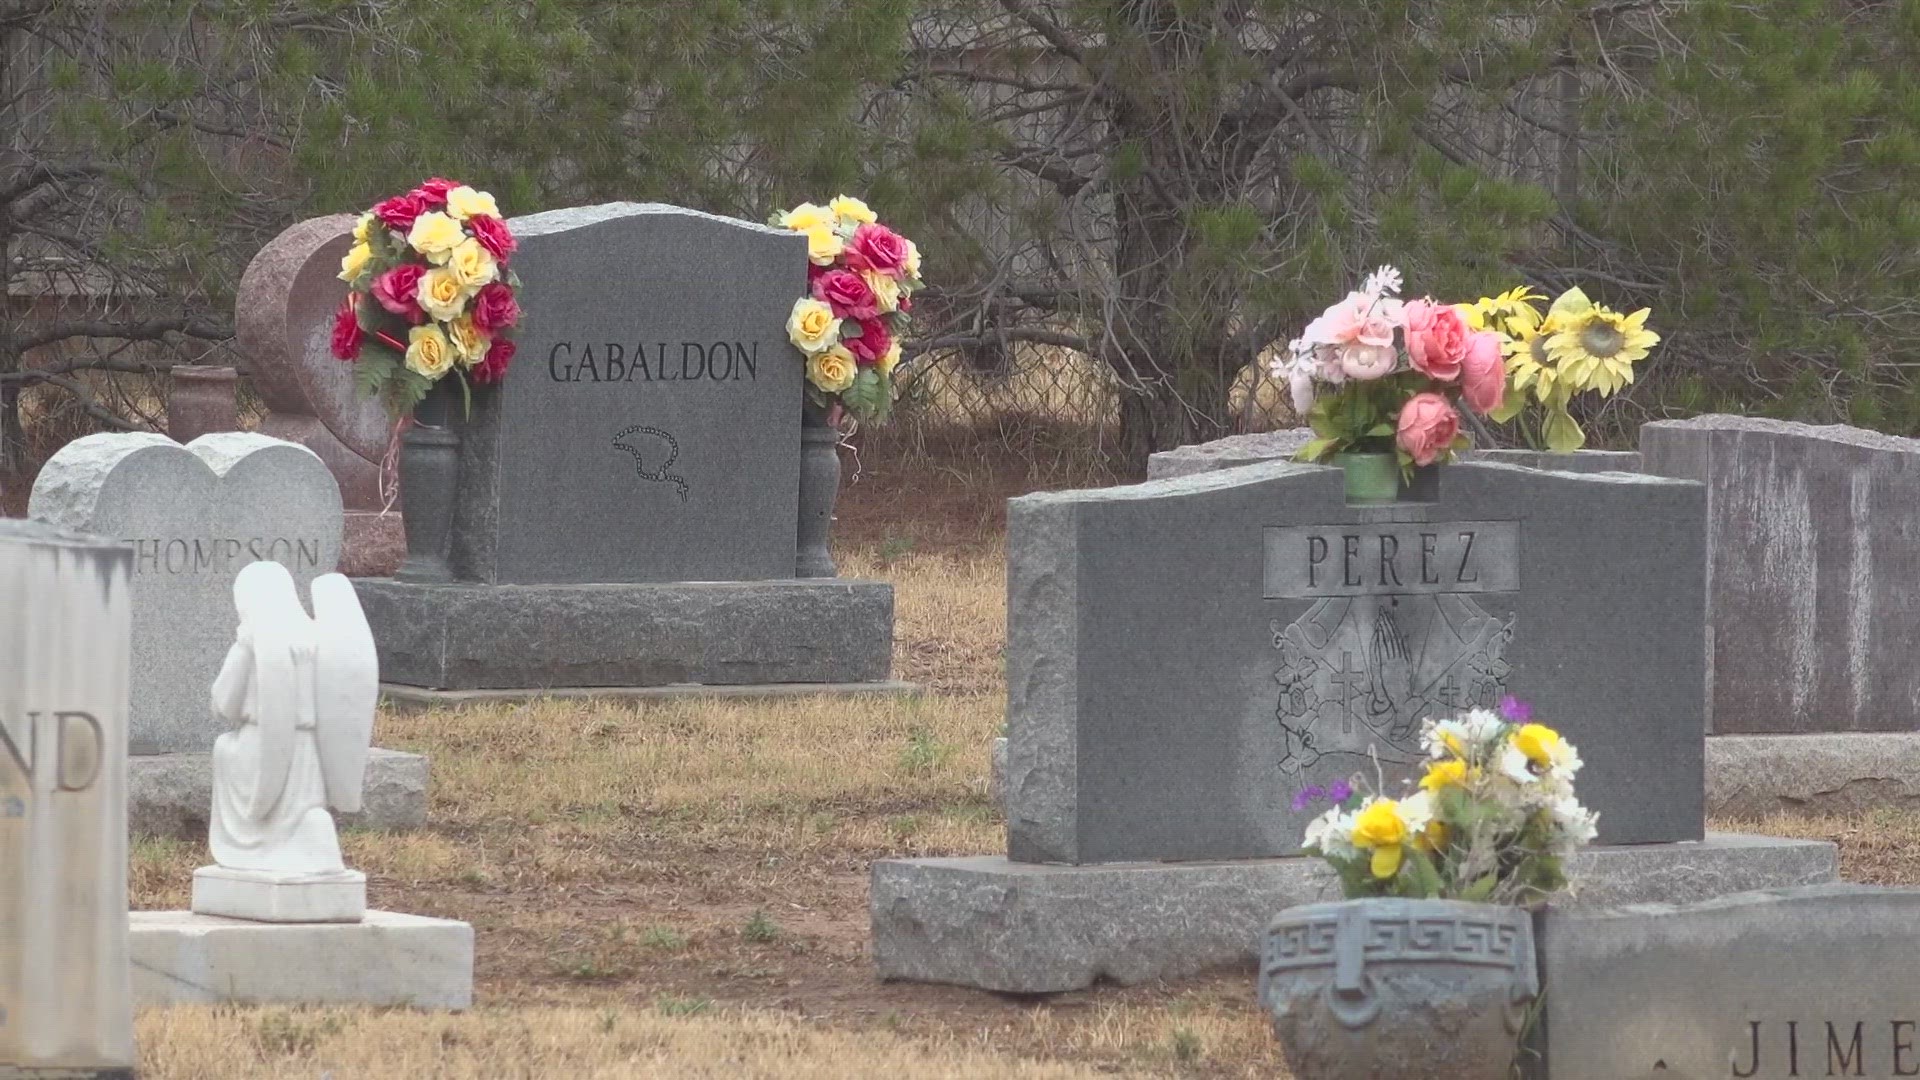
(10, 316, 232, 354)
(994, 0, 1083, 64)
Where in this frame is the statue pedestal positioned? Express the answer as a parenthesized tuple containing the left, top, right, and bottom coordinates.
(129, 910, 472, 1009)
(191, 866, 366, 923)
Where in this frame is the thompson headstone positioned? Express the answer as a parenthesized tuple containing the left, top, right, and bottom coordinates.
(1530, 884, 1920, 1079)
(447, 203, 808, 585)
(1642, 416, 1920, 734)
(29, 432, 344, 754)
(0, 520, 136, 1078)
(1005, 460, 1706, 865)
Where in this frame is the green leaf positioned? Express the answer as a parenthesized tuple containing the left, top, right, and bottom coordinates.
(1543, 408, 1585, 453)
(842, 367, 889, 422)
(839, 321, 864, 340)
(1489, 392, 1527, 424)
(1460, 873, 1499, 902)
(1296, 436, 1338, 462)
(1365, 422, 1395, 438)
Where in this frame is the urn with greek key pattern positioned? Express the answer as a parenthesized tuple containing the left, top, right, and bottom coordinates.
(1259, 898, 1538, 1079)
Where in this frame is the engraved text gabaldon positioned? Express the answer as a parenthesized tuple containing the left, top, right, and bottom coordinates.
(1263, 521, 1521, 599)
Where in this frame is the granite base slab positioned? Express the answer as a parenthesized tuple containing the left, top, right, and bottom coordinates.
(1706, 731, 1920, 818)
(355, 577, 894, 690)
(130, 747, 427, 838)
(871, 835, 1838, 993)
(129, 910, 473, 1009)
(381, 679, 920, 711)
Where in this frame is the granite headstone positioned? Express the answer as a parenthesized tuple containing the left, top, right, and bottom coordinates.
(0, 520, 136, 1077)
(1005, 460, 1705, 865)
(1643, 416, 1920, 734)
(29, 433, 344, 754)
(446, 203, 808, 585)
(1531, 884, 1920, 1079)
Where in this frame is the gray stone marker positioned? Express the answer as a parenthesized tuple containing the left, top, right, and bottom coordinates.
(29, 433, 344, 755)
(1642, 416, 1920, 734)
(1529, 884, 1920, 1079)
(450, 203, 808, 585)
(0, 520, 136, 1078)
(1147, 432, 1642, 480)
(1008, 460, 1705, 863)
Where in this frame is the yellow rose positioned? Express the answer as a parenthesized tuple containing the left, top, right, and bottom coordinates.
(448, 315, 491, 365)
(806, 346, 857, 394)
(830, 195, 877, 225)
(352, 213, 374, 243)
(445, 186, 499, 220)
(447, 237, 498, 291)
(404, 325, 455, 379)
(1350, 799, 1409, 879)
(862, 269, 901, 314)
(804, 224, 843, 266)
(877, 337, 901, 377)
(781, 202, 833, 233)
(407, 212, 465, 263)
(337, 242, 372, 283)
(786, 298, 841, 353)
(903, 238, 922, 279)
(417, 267, 467, 322)
(1420, 759, 1469, 793)
(1513, 724, 1563, 768)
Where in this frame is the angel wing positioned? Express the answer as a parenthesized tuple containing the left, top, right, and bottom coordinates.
(311, 573, 377, 814)
(233, 561, 314, 821)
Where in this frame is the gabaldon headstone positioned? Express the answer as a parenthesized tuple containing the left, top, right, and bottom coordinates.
(1006, 460, 1706, 864)
(29, 432, 344, 754)
(1530, 884, 1920, 1079)
(1642, 415, 1920, 734)
(0, 520, 136, 1077)
(447, 203, 807, 585)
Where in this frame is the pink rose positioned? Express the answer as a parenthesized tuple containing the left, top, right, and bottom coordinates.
(812, 268, 879, 320)
(1302, 292, 1401, 349)
(471, 337, 516, 385)
(330, 297, 363, 360)
(1397, 392, 1461, 466)
(373, 192, 429, 233)
(845, 318, 892, 365)
(468, 214, 517, 262)
(1461, 331, 1506, 415)
(1339, 342, 1397, 381)
(371, 264, 428, 323)
(471, 281, 520, 332)
(843, 223, 910, 275)
(412, 177, 459, 206)
(1402, 299, 1469, 383)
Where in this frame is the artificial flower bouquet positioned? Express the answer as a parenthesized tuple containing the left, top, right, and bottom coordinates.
(1465, 287, 1660, 452)
(333, 178, 522, 419)
(1275, 266, 1509, 472)
(774, 195, 923, 424)
(1297, 698, 1597, 904)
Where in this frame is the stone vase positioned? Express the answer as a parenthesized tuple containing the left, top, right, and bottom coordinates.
(167, 365, 240, 443)
(1259, 898, 1538, 1080)
(796, 401, 840, 578)
(393, 381, 460, 584)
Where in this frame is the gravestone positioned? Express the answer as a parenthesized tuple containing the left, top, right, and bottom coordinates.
(29, 432, 344, 755)
(353, 203, 898, 697)
(1529, 885, 1920, 1078)
(1146, 431, 1643, 480)
(873, 460, 1837, 993)
(1642, 416, 1920, 734)
(0, 520, 136, 1078)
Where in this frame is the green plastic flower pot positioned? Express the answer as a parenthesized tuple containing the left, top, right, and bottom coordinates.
(1336, 451, 1400, 505)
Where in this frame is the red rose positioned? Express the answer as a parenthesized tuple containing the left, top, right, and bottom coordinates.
(471, 281, 520, 332)
(471, 337, 516, 385)
(330, 297, 363, 360)
(413, 177, 459, 206)
(468, 214, 517, 262)
(845, 317, 892, 365)
(842, 223, 910, 275)
(371, 264, 428, 324)
(811, 268, 879, 320)
(373, 192, 429, 233)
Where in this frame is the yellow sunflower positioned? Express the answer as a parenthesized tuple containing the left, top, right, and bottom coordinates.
(1462, 286, 1546, 339)
(1547, 302, 1658, 398)
(1503, 318, 1564, 405)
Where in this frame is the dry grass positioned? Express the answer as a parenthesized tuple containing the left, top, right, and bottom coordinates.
(121, 510, 1920, 1078)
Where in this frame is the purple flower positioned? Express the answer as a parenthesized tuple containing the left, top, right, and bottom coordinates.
(1499, 695, 1533, 723)
(1290, 784, 1327, 813)
(1327, 779, 1354, 804)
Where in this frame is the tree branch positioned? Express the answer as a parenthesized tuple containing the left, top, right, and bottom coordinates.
(995, 0, 1083, 63)
(10, 315, 232, 354)
(903, 326, 1091, 360)
(0, 162, 108, 205)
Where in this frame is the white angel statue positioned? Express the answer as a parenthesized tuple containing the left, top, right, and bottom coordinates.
(205, 561, 377, 875)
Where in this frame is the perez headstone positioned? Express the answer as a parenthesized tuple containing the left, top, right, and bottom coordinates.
(0, 520, 136, 1078)
(29, 433, 344, 754)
